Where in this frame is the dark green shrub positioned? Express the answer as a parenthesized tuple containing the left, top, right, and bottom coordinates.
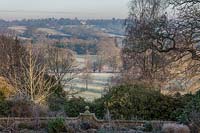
(0, 100, 11, 117)
(64, 96, 106, 119)
(90, 98, 106, 119)
(102, 84, 185, 120)
(177, 112, 189, 124)
(143, 122, 153, 132)
(48, 94, 66, 111)
(178, 90, 200, 124)
(48, 83, 67, 112)
(0, 91, 5, 101)
(64, 97, 88, 117)
(48, 117, 65, 133)
(0, 91, 11, 116)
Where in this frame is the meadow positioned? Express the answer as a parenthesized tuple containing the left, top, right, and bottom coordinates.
(65, 72, 116, 101)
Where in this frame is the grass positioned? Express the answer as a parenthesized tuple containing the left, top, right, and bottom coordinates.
(8, 26, 27, 33)
(64, 54, 117, 101)
(64, 73, 116, 101)
(75, 91, 103, 101)
(36, 28, 66, 35)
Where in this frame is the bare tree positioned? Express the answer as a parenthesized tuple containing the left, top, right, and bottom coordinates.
(170, 0, 200, 7)
(97, 37, 121, 72)
(0, 36, 76, 104)
(11, 45, 60, 104)
(124, 0, 200, 90)
(123, 0, 171, 85)
(0, 36, 26, 87)
(81, 54, 92, 90)
(45, 44, 76, 85)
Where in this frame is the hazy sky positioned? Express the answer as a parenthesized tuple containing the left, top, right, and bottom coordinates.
(0, 0, 130, 20)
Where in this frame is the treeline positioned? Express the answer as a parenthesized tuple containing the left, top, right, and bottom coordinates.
(55, 43, 97, 55)
(0, 18, 124, 29)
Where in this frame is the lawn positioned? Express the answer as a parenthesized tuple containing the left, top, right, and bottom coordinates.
(64, 73, 116, 101)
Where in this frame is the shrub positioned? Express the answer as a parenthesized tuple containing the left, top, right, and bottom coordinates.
(48, 83, 67, 112)
(10, 100, 32, 117)
(0, 100, 11, 117)
(0, 91, 11, 116)
(178, 90, 200, 124)
(64, 97, 88, 117)
(105, 84, 185, 120)
(188, 111, 200, 132)
(0, 90, 6, 101)
(143, 122, 153, 132)
(47, 117, 65, 133)
(64, 96, 106, 119)
(48, 94, 66, 112)
(161, 123, 190, 133)
(90, 98, 106, 119)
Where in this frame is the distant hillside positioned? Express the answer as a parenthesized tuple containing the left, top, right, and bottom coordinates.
(0, 18, 125, 36)
(0, 18, 125, 55)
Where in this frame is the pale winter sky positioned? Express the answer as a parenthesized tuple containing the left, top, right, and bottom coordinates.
(0, 0, 130, 20)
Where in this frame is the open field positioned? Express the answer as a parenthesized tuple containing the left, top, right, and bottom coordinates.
(8, 26, 27, 33)
(64, 73, 117, 101)
(75, 54, 97, 68)
(67, 55, 119, 101)
(36, 28, 66, 35)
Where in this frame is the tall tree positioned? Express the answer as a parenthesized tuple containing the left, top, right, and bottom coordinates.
(45, 44, 76, 85)
(0, 36, 26, 92)
(123, 0, 170, 85)
(0, 36, 76, 104)
(124, 0, 200, 91)
(81, 53, 92, 90)
(16, 45, 58, 104)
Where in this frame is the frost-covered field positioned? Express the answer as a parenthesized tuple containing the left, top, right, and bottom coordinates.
(65, 73, 116, 101)
(63, 55, 118, 101)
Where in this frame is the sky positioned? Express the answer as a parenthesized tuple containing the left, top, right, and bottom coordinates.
(0, 0, 130, 20)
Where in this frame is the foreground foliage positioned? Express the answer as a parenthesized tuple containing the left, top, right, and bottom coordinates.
(104, 84, 184, 120)
(47, 117, 65, 133)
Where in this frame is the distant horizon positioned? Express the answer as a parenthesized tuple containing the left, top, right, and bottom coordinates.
(0, 0, 129, 20)
(0, 11, 127, 21)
